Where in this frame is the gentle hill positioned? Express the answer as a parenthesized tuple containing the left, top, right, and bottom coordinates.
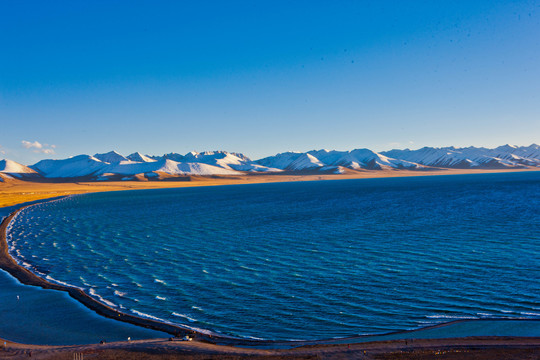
(0, 159, 40, 178)
(32, 155, 109, 178)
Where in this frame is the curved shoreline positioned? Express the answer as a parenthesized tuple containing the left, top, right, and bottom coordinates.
(1, 197, 539, 349)
(0, 201, 205, 337)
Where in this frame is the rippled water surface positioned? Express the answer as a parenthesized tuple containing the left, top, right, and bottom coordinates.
(7, 172, 540, 340)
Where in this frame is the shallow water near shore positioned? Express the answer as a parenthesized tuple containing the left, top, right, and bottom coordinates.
(7, 172, 540, 340)
(0, 269, 168, 345)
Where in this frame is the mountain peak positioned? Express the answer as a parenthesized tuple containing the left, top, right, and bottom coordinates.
(127, 152, 156, 163)
(286, 153, 325, 170)
(0, 159, 39, 177)
(94, 151, 128, 163)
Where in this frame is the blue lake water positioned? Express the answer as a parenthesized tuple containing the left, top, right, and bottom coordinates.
(6, 172, 540, 340)
(0, 206, 168, 345)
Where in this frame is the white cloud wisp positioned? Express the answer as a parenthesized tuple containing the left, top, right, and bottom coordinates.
(22, 140, 56, 154)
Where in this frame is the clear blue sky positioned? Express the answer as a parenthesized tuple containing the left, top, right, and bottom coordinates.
(1, 1, 539, 164)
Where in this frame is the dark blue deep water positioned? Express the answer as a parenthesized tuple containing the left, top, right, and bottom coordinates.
(7, 172, 540, 340)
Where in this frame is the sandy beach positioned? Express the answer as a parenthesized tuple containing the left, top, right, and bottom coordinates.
(1, 335, 539, 359)
(1, 169, 539, 359)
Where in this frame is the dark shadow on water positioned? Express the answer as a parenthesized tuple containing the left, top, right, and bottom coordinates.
(0, 268, 168, 345)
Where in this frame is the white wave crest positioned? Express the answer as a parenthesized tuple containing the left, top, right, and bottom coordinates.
(426, 314, 477, 319)
(45, 275, 84, 290)
(88, 288, 118, 308)
(130, 309, 171, 324)
(114, 290, 127, 297)
(477, 313, 493, 317)
(520, 312, 540, 316)
(172, 312, 196, 322)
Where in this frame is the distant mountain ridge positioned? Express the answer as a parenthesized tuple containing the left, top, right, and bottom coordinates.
(0, 145, 538, 180)
(381, 144, 540, 169)
(256, 148, 424, 171)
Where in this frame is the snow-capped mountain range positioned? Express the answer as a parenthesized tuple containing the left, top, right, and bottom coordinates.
(382, 144, 540, 169)
(0, 145, 538, 180)
(256, 148, 424, 171)
(24, 151, 280, 180)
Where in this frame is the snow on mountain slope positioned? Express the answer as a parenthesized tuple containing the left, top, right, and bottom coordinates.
(306, 150, 354, 167)
(20, 144, 540, 180)
(35, 156, 241, 178)
(0, 159, 39, 177)
(29, 150, 250, 178)
(519, 143, 540, 159)
(256, 149, 421, 171)
(183, 151, 249, 169)
(382, 145, 540, 168)
(256, 150, 336, 170)
(287, 153, 325, 170)
(488, 144, 540, 166)
(381, 147, 471, 168)
(157, 153, 185, 162)
(127, 152, 156, 162)
(255, 152, 304, 169)
(32, 155, 109, 178)
(175, 162, 241, 175)
(323, 148, 420, 170)
(174, 150, 280, 172)
(229, 163, 283, 172)
(93, 151, 129, 163)
(110, 159, 240, 176)
(183, 150, 251, 162)
(105, 158, 171, 175)
(143, 150, 281, 171)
